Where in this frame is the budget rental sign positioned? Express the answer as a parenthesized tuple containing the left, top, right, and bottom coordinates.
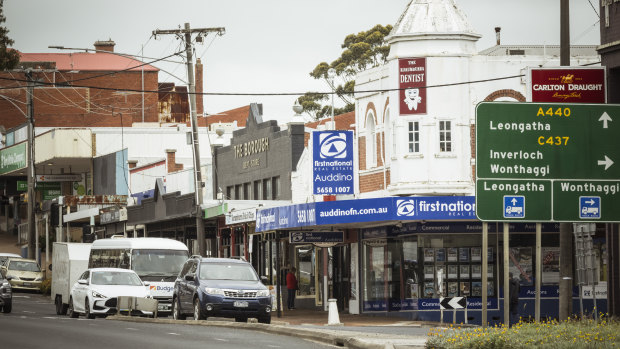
(530, 67, 606, 104)
(399, 58, 427, 115)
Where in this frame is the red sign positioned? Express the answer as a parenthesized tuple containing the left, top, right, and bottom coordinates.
(531, 67, 606, 103)
(399, 58, 427, 115)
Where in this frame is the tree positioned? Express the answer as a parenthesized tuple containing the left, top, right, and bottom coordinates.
(0, 0, 19, 70)
(302, 24, 392, 120)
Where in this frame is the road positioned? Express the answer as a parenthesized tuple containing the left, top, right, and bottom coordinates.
(1, 292, 337, 349)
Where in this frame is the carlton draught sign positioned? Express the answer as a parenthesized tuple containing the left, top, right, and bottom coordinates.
(530, 67, 606, 103)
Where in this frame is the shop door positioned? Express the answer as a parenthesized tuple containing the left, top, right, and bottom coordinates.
(332, 245, 350, 312)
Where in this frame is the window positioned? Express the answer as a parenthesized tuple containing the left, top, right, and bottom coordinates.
(253, 180, 262, 200)
(263, 179, 272, 200)
(408, 121, 420, 153)
(226, 186, 234, 200)
(244, 183, 251, 199)
(272, 177, 280, 200)
(235, 184, 242, 200)
(439, 120, 452, 152)
(365, 112, 377, 168)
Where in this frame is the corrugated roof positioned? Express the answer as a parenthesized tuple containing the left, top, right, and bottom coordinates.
(19, 52, 159, 72)
(478, 45, 599, 57)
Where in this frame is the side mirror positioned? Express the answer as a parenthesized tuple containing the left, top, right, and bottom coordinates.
(260, 276, 268, 285)
(5, 276, 12, 281)
(144, 282, 150, 287)
(78, 279, 88, 285)
(184, 274, 195, 281)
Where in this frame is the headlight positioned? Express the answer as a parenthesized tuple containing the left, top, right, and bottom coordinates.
(1, 282, 9, 287)
(91, 290, 106, 298)
(35, 277, 43, 282)
(256, 290, 270, 297)
(6, 275, 18, 280)
(204, 287, 225, 296)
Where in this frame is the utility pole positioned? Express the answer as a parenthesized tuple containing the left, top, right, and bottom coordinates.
(25, 69, 36, 260)
(558, 0, 573, 321)
(153, 23, 225, 256)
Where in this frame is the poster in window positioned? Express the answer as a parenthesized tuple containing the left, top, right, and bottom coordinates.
(447, 265, 458, 279)
(509, 247, 533, 286)
(460, 282, 470, 297)
(448, 282, 459, 297)
(424, 265, 435, 279)
(472, 281, 482, 297)
(542, 247, 560, 284)
(424, 248, 435, 262)
(424, 283, 435, 298)
(435, 248, 446, 262)
(487, 264, 494, 279)
(488, 281, 495, 296)
(471, 247, 482, 262)
(459, 247, 470, 262)
(447, 248, 458, 262)
(488, 247, 494, 262)
(472, 264, 482, 279)
(460, 265, 470, 279)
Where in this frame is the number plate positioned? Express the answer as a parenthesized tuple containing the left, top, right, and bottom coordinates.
(158, 304, 167, 311)
(22, 282, 31, 287)
(233, 301, 249, 308)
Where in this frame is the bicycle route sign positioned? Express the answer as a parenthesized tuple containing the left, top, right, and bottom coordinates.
(475, 102, 620, 222)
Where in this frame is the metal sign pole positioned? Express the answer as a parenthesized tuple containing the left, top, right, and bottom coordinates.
(503, 223, 510, 327)
(482, 222, 488, 327)
(535, 223, 541, 322)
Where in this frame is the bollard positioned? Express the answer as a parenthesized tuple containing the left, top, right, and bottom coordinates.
(327, 299, 343, 326)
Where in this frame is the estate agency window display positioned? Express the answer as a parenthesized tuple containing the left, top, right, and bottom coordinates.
(419, 234, 497, 299)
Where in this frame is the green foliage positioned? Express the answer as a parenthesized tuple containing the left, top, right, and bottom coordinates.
(40, 279, 52, 295)
(303, 24, 392, 120)
(0, 0, 19, 70)
(426, 317, 620, 349)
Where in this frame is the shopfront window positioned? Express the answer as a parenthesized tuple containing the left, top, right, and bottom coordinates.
(296, 246, 315, 296)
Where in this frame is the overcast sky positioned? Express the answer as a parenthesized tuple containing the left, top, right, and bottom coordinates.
(5, 0, 601, 124)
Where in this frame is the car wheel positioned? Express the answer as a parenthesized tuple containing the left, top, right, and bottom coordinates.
(172, 297, 185, 320)
(55, 295, 68, 315)
(67, 297, 78, 318)
(193, 298, 205, 320)
(258, 315, 271, 324)
(2, 300, 11, 313)
(85, 298, 95, 319)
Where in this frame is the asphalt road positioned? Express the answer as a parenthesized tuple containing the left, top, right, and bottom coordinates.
(1, 292, 336, 349)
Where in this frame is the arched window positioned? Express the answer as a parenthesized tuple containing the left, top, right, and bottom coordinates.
(366, 112, 377, 168)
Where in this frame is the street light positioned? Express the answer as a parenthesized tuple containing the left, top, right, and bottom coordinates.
(327, 68, 336, 130)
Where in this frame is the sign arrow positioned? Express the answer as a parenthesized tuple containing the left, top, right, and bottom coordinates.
(598, 155, 614, 170)
(586, 199, 595, 206)
(599, 112, 612, 129)
(511, 198, 517, 205)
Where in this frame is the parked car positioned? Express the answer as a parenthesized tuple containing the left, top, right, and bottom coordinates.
(0, 258, 44, 292)
(67, 268, 152, 319)
(172, 257, 272, 323)
(0, 273, 12, 313)
(0, 253, 21, 267)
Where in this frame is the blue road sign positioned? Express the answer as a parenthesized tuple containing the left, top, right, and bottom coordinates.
(503, 195, 525, 218)
(579, 196, 601, 219)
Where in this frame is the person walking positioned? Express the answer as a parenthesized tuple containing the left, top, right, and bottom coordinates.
(509, 272, 520, 327)
(286, 267, 298, 310)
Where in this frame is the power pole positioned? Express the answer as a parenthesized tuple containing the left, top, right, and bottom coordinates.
(153, 23, 225, 256)
(558, 0, 573, 321)
(25, 69, 36, 260)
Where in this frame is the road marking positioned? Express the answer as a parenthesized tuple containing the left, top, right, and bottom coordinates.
(214, 338, 229, 342)
(167, 333, 180, 336)
(126, 328, 139, 331)
(21, 310, 35, 313)
(43, 316, 60, 319)
(267, 345, 281, 348)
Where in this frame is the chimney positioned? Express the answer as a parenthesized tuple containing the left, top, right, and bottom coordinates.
(195, 58, 204, 116)
(127, 160, 138, 169)
(165, 149, 183, 173)
(94, 39, 115, 53)
(494, 27, 501, 46)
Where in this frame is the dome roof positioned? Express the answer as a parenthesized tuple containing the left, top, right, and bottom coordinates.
(389, 0, 480, 38)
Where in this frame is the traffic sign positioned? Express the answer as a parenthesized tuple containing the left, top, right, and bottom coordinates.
(439, 297, 467, 310)
(475, 102, 620, 222)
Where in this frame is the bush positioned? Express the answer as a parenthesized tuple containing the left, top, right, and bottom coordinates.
(426, 317, 620, 349)
(40, 279, 51, 295)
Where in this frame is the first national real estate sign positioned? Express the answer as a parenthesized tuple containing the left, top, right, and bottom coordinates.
(312, 131, 354, 195)
(475, 102, 620, 222)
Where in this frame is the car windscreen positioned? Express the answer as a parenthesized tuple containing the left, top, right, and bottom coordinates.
(91, 271, 143, 286)
(131, 249, 188, 278)
(9, 260, 40, 272)
(199, 263, 258, 281)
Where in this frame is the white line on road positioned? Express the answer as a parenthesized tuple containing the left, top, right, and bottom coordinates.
(267, 345, 282, 348)
(126, 328, 139, 331)
(167, 333, 180, 336)
(21, 311, 35, 313)
(214, 338, 229, 342)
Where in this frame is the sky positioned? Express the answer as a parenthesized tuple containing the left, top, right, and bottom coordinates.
(4, 0, 602, 125)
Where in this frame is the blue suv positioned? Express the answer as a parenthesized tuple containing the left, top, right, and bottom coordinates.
(172, 257, 272, 323)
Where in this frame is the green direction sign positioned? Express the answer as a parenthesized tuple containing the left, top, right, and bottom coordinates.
(475, 102, 620, 222)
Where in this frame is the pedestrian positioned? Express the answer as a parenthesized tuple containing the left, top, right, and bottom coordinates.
(509, 272, 520, 327)
(286, 267, 298, 310)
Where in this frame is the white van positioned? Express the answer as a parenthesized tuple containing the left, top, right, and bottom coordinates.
(88, 238, 189, 315)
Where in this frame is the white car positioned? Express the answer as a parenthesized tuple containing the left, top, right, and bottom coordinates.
(67, 268, 152, 319)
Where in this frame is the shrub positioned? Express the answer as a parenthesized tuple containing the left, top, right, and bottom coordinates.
(40, 279, 51, 295)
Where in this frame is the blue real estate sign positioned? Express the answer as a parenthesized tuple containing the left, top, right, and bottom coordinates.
(313, 130, 354, 195)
